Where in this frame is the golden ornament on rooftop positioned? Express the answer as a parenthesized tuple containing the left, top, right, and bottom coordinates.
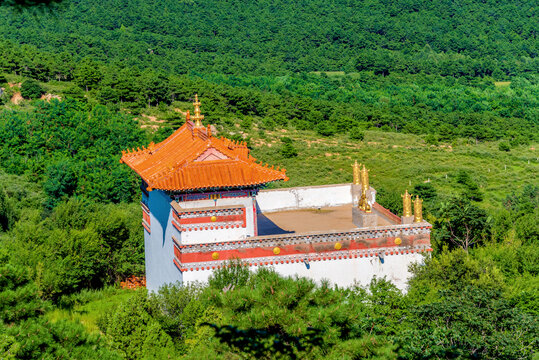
(210, 216, 217, 222)
(402, 190, 412, 217)
(273, 247, 281, 255)
(334, 242, 342, 250)
(192, 94, 204, 128)
(365, 201, 372, 213)
(352, 160, 361, 185)
(212, 252, 219, 260)
(358, 186, 368, 211)
(361, 164, 369, 190)
(394, 237, 402, 245)
(413, 195, 423, 223)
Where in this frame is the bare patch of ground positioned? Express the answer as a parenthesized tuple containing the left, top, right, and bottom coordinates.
(40, 93, 62, 102)
(141, 114, 165, 123)
(11, 92, 23, 105)
(141, 124, 159, 130)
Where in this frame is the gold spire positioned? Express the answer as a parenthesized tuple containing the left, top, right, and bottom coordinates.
(192, 94, 204, 128)
(402, 190, 412, 217)
(413, 195, 423, 222)
(352, 160, 361, 185)
(361, 164, 369, 190)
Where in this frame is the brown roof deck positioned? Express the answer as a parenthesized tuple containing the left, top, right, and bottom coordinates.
(257, 204, 399, 236)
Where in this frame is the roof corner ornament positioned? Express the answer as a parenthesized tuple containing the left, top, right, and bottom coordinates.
(192, 94, 204, 128)
(352, 160, 361, 185)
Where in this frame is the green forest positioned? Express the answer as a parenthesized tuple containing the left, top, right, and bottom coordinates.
(0, 0, 538, 358)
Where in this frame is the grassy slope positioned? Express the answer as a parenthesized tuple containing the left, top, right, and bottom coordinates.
(252, 130, 538, 210)
(2, 73, 537, 211)
(46, 287, 135, 334)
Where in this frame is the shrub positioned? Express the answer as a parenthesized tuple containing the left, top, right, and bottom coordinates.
(425, 134, 438, 145)
(349, 126, 365, 141)
(498, 141, 510, 152)
(280, 137, 298, 158)
(208, 258, 250, 290)
(316, 121, 336, 136)
(20, 79, 44, 99)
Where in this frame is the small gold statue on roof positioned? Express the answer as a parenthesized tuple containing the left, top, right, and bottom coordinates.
(413, 195, 423, 223)
(365, 198, 372, 213)
(358, 186, 368, 211)
(361, 164, 369, 190)
(192, 94, 204, 128)
(402, 189, 412, 217)
(352, 160, 361, 185)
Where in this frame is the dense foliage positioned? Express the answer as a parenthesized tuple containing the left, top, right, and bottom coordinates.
(0, 0, 537, 358)
(95, 252, 538, 359)
(0, 100, 146, 206)
(0, 0, 537, 77)
(0, 0, 537, 144)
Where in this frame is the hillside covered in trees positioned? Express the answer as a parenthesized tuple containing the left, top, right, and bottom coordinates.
(0, 0, 538, 358)
(1, 0, 537, 76)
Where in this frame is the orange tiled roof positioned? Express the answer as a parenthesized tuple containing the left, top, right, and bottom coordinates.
(120, 121, 288, 191)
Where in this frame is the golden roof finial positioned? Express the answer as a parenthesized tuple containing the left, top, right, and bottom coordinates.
(361, 164, 369, 190)
(402, 190, 412, 217)
(413, 195, 423, 222)
(352, 160, 361, 185)
(192, 94, 204, 128)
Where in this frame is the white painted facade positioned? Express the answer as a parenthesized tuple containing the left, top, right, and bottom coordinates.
(182, 252, 424, 291)
(143, 190, 183, 293)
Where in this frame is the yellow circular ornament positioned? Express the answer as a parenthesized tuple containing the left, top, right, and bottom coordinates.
(394, 237, 402, 245)
(210, 216, 217, 222)
(273, 247, 281, 255)
(334, 242, 342, 250)
(212, 252, 219, 260)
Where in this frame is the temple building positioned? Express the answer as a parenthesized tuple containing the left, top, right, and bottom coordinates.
(121, 95, 432, 292)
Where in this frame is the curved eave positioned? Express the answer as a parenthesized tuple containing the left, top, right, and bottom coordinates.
(153, 176, 289, 192)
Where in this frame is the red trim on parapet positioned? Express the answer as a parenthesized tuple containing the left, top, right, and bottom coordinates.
(177, 233, 430, 264)
(372, 202, 402, 224)
(174, 247, 433, 272)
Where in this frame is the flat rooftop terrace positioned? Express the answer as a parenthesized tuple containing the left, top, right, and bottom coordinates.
(257, 204, 398, 236)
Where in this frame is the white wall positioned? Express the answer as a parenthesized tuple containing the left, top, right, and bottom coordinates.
(177, 196, 257, 245)
(183, 252, 424, 291)
(145, 190, 182, 293)
(256, 184, 354, 212)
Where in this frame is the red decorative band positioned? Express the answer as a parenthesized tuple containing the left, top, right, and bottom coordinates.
(177, 233, 430, 264)
(174, 247, 433, 272)
(178, 213, 244, 225)
(172, 207, 247, 232)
